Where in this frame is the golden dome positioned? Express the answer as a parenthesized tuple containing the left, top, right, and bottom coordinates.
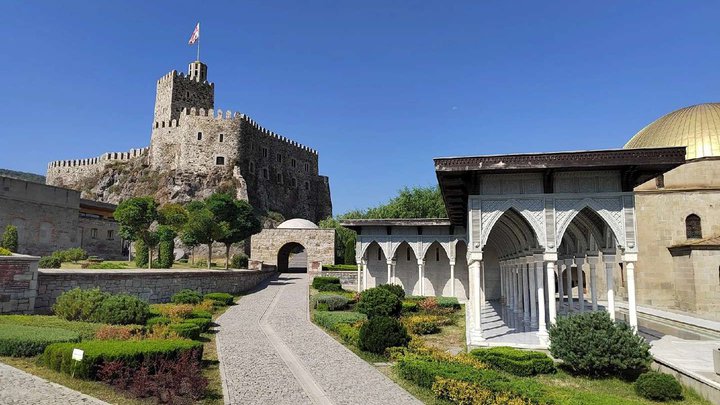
(624, 103, 720, 160)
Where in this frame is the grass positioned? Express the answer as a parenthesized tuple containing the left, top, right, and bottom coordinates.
(416, 305, 466, 353)
(0, 315, 102, 340)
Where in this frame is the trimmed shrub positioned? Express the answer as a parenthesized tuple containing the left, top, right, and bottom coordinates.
(377, 283, 405, 300)
(39, 255, 62, 268)
(336, 323, 361, 346)
(549, 311, 651, 377)
(184, 317, 212, 333)
(0, 325, 80, 356)
(230, 253, 249, 269)
(41, 339, 202, 380)
(52, 247, 87, 263)
(134, 239, 148, 268)
(418, 296, 439, 312)
(356, 287, 402, 318)
(312, 276, 341, 290)
(312, 311, 367, 331)
(0, 247, 11, 256)
(92, 294, 150, 325)
(322, 264, 357, 271)
(204, 292, 234, 306)
(317, 283, 343, 292)
(145, 316, 171, 328)
(94, 325, 144, 341)
(432, 377, 528, 405)
(635, 371, 683, 401)
(168, 323, 201, 340)
(53, 288, 108, 322)
(314, 295, 349, 311)
(436, 296, 461, 309)
(189, 309, 213, 319)
(152, 303, 194, 320)
(470, 347, 555, 376)
(156, 226, 175, 269)
(403, 315, 441, 335)
(359, 316, 410, 354)
(401, 300, 419, 313)
(171, 289, 203, 304)
(1, 225, 18, 252)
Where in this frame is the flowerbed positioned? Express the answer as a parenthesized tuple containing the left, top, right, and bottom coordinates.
(0, 325, 81, 357)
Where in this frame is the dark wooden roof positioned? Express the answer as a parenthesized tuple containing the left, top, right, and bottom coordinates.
(435, 147, 687, 226)
(340, 218, 451, 231)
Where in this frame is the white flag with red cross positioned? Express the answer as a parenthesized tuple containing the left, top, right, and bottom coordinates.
(188, 23, 200, 45)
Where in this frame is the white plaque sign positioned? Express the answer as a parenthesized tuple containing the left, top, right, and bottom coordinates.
(71, 349, 84, 361)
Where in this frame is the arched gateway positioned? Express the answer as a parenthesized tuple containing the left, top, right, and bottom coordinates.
(250, 218, 335, 272)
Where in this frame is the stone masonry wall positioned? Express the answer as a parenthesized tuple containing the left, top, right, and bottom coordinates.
(0, 255, 39, 314)
(251, 228, 335, 267)
(34, 268, 275, 314)
(46, 147, 148, 188)
(77, 216, 123, 260)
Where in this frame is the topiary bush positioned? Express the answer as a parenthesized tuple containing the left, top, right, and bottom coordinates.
(189, 309, 212, 319)
(436, 296, 461, 309)
(204, 292, 234, 306)
(169, 323, 201, 340)
(403, 315, 441, 335)
(377, 284, 405, 300)
(470, 346, 556, 376)
(39, 255, 62, 268)
(146, 316, 171, 328)
(230, 253, 249, 269)
(312, 276, 341, 290)
(1, 225, 18, 252)
(134, 239, 148, 268)
(358, 316, 410, 354)
(312, 311, 367, 331)
(314, 295, 349, 311)
(401, 300, 419, 313)
(549, 311, 651, 377)
(356, 287, 402, 318)
(0, 325, 80, 356)
(171, 289, 203, 304)
(53, 288, 108, 322)
(336, 323, 361, 346)
(184, 317, 212, 333)
(317, 283, 343, 292)
(156, 226, 175, 269)
(92, 294, 150, 325)
(635, 371, 683, 401)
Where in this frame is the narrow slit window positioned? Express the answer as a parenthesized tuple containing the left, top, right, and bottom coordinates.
(197, 132, 202, 141)
(219, 134, 224, 142)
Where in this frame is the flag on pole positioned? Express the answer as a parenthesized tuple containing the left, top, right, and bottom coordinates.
(188, 23, 200, 45)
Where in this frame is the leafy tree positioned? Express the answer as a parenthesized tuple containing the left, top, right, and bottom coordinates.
(1, 225, 18, 252)
(205, 193, 262, 269)
(156, 225, 176, 269)
(158, 203, 189, 233)
(319, 218, 356, 264)
(342, 186, 446, 219)
(114, 197, 158, 268)
(182, 202, 227, 269)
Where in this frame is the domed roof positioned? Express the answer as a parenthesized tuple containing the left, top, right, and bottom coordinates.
(277, 218, 319, 229)
(624, 103, 720, 160)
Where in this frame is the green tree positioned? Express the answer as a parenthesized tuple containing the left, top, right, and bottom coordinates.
(343, 186, 446, 219)
(205, 193, 262, 269)
(319, 217, 357, 264)
(182, 202, 227, 269)
(114, 197, 159, 268)
(156, 225, 176, 268)
(1, 225, 18, 252)
(158, 203, 189, 233)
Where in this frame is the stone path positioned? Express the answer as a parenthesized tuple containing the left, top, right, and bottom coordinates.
(216, 273, 421, 405)
(0, 362, 107, 405)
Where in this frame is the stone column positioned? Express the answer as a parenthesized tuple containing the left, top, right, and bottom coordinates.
(392, 259, 397, 285)
(521, 258, 530, 323)
(499, 262, 504, 304)
(467, 252, 484, 342)
(387, 260, 393, 285)
(417, 259, 425, 296)
(363, 258, 369, 291)
(624, 254, 638, 330)
(577, 256, 585, 313)
(566, 258, 574, 312)
(557, 260, 565, 314)
(587, 253, 599, 311)
(513, 260, 521, 313)
(534, 254, 547, 340)
(529, 258, 538, 328)
(603, 251, 616, 321)
(450, 260, 456, 298)
(357, 260, 362, 292)
(545, 254, 558, 325)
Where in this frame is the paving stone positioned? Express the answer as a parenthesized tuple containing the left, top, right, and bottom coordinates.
(0, 362, 107, 405)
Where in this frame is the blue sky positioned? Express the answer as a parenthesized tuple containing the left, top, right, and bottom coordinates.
(2, 1, 720, 215)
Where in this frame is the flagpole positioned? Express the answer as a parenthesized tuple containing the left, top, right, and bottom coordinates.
(197, 23, 201, 61)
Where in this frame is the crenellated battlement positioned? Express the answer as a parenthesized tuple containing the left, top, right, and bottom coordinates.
(156, 69, 214, 87)
(48, 147, 148, 169)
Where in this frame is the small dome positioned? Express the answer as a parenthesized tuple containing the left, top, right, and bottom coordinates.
(624, 103, 720, 160)
(277, 218, 319, 229)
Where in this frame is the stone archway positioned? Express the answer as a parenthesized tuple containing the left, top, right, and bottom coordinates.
(250, 219, 335, 272)
(277, 242, 307, 272)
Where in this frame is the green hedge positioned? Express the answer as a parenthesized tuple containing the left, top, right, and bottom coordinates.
(395, 356, 552, 404)
(171, 289, 203, 305)
(184, 317, 212, 333)
(146, 316, 171, 327)
(0, 325, 80, 357)
(0, 315, 101, 340)
(189, 309, 213, 319)
(322, 264, 357, 271)
(312, 311, 367, 331)
(436, 297, 460, 309)
(336, 323, 360, 346)
(204, 292, 234, 306)
(635, 371, 683, 401)
(169, 323, 201, 340)
(470, 347, 556, 376)
(311, 276, 341, 290)
(40, 339, 203, 380)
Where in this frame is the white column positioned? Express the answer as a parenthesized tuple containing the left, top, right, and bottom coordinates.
(535, 255, 547, 340)
(624, 255, 638, 330)
(522, 259, 530, 322)
(566, 259, 574, 312)
(513, 260, 521, 313)
(392, 260, 397, 285)
(588, 254, 599, 311)
(357, 260, 362, 292)
(469, 258, 483, 336)
(546, 256, 558, 325)
(557, 261, 565, 314)
(529, 258, 538, 328)
(417, 259, 425, 296)
(362, 258, 369, 291)
(499, 262, 504, 304)
(449, 261, 456, 297)
(604, 252, 616, 321)
(577, 256, 585, 313)
(387, 260, 392, 285)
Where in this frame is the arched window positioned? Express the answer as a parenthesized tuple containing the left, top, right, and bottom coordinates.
(686, 214, 702, 239)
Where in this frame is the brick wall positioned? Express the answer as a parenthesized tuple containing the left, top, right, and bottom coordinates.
(0, 254, 39, 314)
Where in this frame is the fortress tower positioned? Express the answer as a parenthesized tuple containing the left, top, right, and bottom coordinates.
(153, 61, 214, 123)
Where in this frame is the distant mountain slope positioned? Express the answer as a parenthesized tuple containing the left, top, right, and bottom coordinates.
(0, 168, 46, 184)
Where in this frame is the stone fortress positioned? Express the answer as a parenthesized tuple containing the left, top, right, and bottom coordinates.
(46, 60, 332, 223)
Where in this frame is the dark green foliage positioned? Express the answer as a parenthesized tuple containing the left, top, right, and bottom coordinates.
(171, 289, 203, 304)
(312, 311, 367, 330)
(230, 253, 249, 269)
(184, 317, 212, 333)
(356, 287, 402, 318)
(401, 300, 418, 313)
(205, 193, 262, 269)
(312, 276, 342, 290)
(336, 323, 361, 346)
(549, 311, 651, 377)
(0, 247, 11, 256)
(134, 239, 148, 267)
(40, 339, 202, 379)
(377, 283, 405, 300)
(322, 264, 357, 271)
(146, 316, 171, 327)
(189, 309, 212, 319)
(51, 247, 87, 263)
(436, 296, 460, 309)
(317, 283, 343, 292)
(358, 316, 410, 354)
(318, 217, 357, 265)
(1, 225, 18, 252)
(395, 356, 551, 404)
(169, 323, 201, 340)
(39, 255, 62, 268)
(156, 225, 176, 269)
(53, 288, 108, 322)
(470, 347, 556, 376)
(314, 295, 349, 311)
(0, 325, 80, 356)
(92, 294, 150, 325)
(181, 203, 226, 269)
(115, 196, 159, 268)
(635, 371, 683, 401)
(343, 238, 356, 265)
(340, 186, 446, 219)
(204, 292, 234, 306)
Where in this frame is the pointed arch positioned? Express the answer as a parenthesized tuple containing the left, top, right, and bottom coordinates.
(555, 198, 625, 248)
(480, 199, 546, 250)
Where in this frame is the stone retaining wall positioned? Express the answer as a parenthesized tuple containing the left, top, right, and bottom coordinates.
(311, 270, 358, 289)
(0, 254, 40, 314)
(34, 268, 275, 314)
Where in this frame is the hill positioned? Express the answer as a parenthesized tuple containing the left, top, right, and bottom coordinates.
(0, 168, 46, 184)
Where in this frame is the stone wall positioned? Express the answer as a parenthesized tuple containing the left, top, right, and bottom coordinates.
(34, 268, 275, 314)
(0, 176, 80, 256)
(0, 254, 39, 314)
(46, 148, 148, 188)
(251, 228, 335, 268)
(153, 67, 214, 123)
(312, 270, 358, 288)
(78, 216, 123, 260)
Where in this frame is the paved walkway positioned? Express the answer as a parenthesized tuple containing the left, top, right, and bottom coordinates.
(216, 273, 421, 405)
(0, 362, 107, 405)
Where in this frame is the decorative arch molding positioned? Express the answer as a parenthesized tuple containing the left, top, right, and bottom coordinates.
(555, 197, 625, 249)
(480, 198, 545, 250)
(356, 235, 465, 263)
